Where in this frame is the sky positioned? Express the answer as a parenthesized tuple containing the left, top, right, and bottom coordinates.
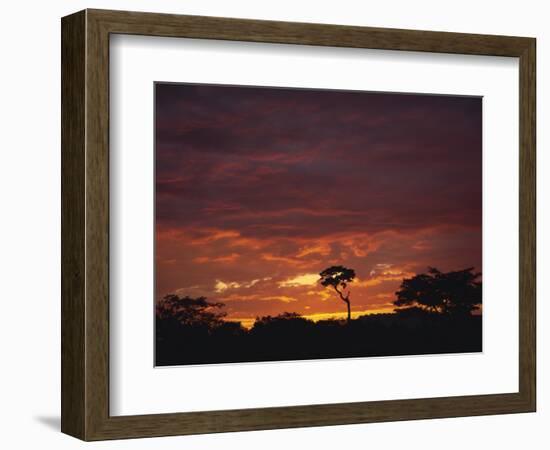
(155, 83, 482, 327)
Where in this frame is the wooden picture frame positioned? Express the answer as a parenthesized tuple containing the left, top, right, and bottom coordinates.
(61, 8, 536, 441)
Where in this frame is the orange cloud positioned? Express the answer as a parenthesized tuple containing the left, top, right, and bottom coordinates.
(355, 269, 415, 288)
(262, 295, 297, 303)
(306, 289, 333, 301)
(215, 280, 242, 293)
(296, 243, 331, 258)
(214, 278, 263, 293)
(219, 293, 297, 304)
(193, 253, 240, 264)
(278, 273, 320, 288)
(261, 253, 314, 267)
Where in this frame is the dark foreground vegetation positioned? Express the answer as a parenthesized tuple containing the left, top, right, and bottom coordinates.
(155, 267, 482, 366)
(156, 311, 481, 366)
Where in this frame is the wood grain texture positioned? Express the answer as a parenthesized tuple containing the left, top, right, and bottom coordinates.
(61, 9, 537, 441)
(89, 8, 532, 56)
(84, 10, 111, 440)
(518, 38, 536, 409)
(61, 10, 86, 439)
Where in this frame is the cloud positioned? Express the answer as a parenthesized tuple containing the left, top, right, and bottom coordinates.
(296, 243, 331, 258)
(261, 253, 313, 267)
(262, 295, 297, 303)
(155, 83, 482, 322)
(194, 253, 240, 264)
(369, 263, 393, 276)
(307, 289, 333, 302)
(214, 278, 263, 293)
(356, 268, 415, 288)
(214, 280, 241, 293)
(278, 273, 320, 288)
(218, 293, 297, 304)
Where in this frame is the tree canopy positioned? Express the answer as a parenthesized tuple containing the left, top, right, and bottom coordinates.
(156, 294, 227, 329)
(394, 267, 482, 316)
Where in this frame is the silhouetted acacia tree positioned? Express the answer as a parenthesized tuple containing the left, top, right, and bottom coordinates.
(394, 267, 482, 316)
(319, 266, 356, 323)
(156, 294, 227, 329)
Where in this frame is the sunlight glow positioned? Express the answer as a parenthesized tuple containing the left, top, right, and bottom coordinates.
(278, 273, 320, 288)
(227, 306, 396, 329)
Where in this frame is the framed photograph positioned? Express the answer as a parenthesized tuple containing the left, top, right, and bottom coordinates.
(61, 9, 536, 441)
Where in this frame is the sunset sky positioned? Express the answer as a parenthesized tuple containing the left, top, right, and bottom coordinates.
(155, 83, 482, 327)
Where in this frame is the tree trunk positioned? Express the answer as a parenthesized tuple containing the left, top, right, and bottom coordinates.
(334, 286, 351, 324)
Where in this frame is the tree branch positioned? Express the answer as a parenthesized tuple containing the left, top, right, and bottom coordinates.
(333, 285, 349, 303)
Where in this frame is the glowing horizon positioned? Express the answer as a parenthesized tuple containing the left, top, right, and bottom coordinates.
(227, 306, 398, 330)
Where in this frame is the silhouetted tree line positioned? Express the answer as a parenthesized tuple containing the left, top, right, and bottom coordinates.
(156, 267, 482, 366)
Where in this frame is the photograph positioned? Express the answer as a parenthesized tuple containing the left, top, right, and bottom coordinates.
(154, 83, 483, 366)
